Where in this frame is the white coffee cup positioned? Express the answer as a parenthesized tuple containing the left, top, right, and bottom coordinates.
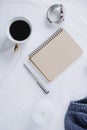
(7, 17, 32, 52)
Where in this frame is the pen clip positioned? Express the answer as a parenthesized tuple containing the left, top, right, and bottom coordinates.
(37, 82, 49, 94)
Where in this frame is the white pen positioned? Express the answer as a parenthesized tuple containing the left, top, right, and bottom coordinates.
(23, 63, 49, 94)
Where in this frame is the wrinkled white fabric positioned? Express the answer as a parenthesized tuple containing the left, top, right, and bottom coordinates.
(0, 0, 87, 130)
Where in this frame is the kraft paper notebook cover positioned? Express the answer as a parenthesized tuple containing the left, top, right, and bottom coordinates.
(29, 28, 83, 81)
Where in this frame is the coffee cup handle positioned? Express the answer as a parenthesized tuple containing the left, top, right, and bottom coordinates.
(14, 44, 19, 52)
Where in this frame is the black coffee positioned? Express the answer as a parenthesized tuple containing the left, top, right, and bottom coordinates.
(10, 20, 31, 41)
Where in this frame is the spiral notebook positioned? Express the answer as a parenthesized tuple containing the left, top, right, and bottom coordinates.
(29, 28, 83, 81)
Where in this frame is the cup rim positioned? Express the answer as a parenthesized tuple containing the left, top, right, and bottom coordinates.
(7, 16, 32, 44)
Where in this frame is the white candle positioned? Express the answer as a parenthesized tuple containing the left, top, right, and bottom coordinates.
(32, 98, 56, 126)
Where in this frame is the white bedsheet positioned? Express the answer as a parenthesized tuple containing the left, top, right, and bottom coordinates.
(0, 0, 87, 130)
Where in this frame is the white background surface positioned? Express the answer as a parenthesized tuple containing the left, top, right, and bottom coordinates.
(0, 0, 87, 130)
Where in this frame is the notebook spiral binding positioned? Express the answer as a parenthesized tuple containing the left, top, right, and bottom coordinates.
(29, 28, 63, 59)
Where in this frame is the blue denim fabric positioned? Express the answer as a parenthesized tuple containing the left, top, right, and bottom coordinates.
(65, 97, 87, 130)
